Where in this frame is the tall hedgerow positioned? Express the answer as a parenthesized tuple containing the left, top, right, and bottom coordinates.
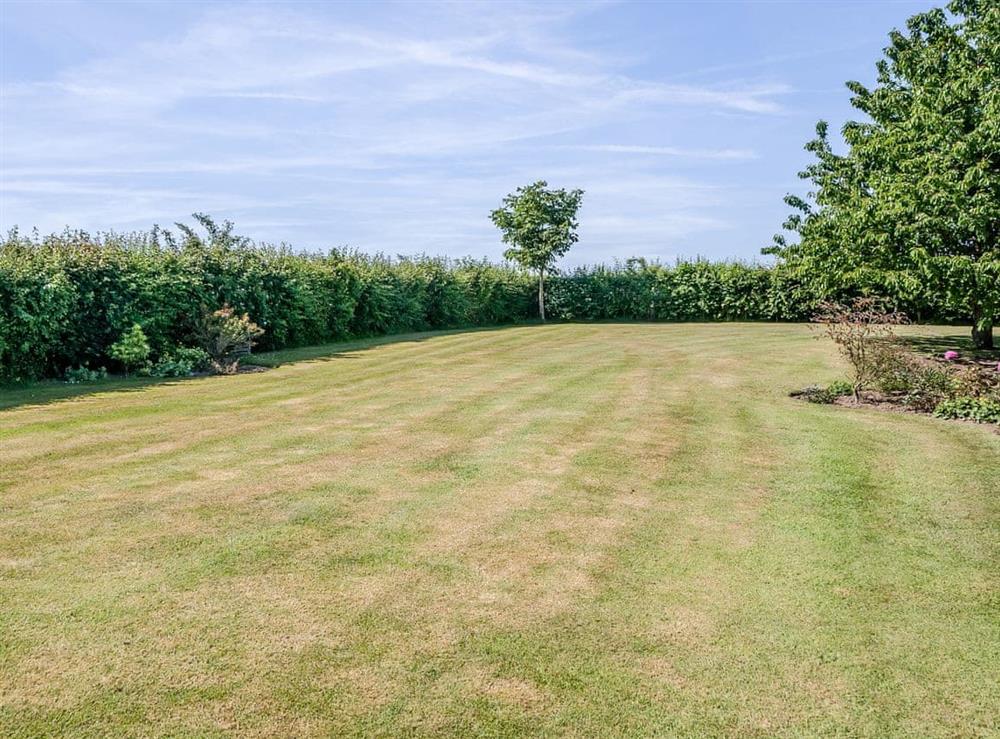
(0, 219, 537, 381)
(0, 216, 967, 382)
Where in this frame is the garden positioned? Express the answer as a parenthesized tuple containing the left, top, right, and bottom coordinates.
(1, 0, 998, 736)
(794, 298, 1000, 426)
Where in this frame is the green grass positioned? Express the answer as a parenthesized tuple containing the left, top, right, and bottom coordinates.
(1, 323, 997, 737)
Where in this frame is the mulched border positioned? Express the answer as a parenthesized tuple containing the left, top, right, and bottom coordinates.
(794, 355, 1000, 433)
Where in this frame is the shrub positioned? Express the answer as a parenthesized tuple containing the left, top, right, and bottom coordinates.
(148, 346, 211, 377)
(867, 346, 956, 410)
(171, 346, 212, 372)
(933, 396, 1000, 424)
(826, 380, 854, 398)
(898, 361, 957, 411)
(952, 363, 1000, 399)
(792, 385, 830, 404)
(197, 305, 265, 374)
(792, 381, 855, 404)
(870, 342, 917, 393)
(812, 298, 909, 398)
(64, 365, 107, 384)
(108, 324, 151, 376)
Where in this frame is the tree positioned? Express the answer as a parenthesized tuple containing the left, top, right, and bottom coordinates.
(491, 181, 584, 321)
(108, 324, 151, 377)
(812, 297, 909, 400)
(767, 0, 999, 348)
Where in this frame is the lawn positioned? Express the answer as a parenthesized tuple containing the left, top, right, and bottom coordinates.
(1, 323, 998, 737)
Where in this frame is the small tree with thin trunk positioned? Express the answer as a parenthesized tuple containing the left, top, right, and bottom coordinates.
(812, 297, 909, 399)
(491, 181, 584, 322)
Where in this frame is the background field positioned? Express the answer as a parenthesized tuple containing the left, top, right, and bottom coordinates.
(1, 324, 998, 736)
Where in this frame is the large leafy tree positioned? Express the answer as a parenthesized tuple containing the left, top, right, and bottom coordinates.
(491, 181, 584, 321)
(767, 0, 999, 348)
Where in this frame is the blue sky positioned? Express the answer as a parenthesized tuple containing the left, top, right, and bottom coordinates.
(1, 0, 932, 265)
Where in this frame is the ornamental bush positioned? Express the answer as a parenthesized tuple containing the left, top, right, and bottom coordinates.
(197, 305, 265, 374)
(811, 298, 909, 399)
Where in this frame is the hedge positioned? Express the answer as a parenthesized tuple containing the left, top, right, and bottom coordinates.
(0, 219, 959, 382)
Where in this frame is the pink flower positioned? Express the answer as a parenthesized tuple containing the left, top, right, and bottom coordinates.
(943, 350, 959, 361)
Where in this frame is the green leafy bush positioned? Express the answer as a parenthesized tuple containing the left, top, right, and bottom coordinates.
(870, 349, 957, 411)
(803, 387, 835, 404)
(171, 346, 211, 372)
(952, 363, 1000, 399)
(108, 324, 151, 376)
(794, 380, 856, 404)
(900, 364, 957, 411)
(148, 346, 211, 377)
(826, 380, 854, 398)
(933, 396, 1000, 424)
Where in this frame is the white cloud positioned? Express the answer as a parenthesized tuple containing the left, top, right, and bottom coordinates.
(1, 1, 791, 261)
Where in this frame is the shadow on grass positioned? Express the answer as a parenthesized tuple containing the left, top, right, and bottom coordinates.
(899, 331, 999, 361)
(0, 376, 177, 413)
(0, 324, 535, 414)
(248, 324, 520, 368)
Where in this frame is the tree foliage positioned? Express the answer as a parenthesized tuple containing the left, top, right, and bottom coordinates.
(491, 181, 584, 321)
(768, 0, 999, 347)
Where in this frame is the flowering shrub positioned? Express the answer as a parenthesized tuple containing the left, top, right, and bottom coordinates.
(197, 305, 264, 374)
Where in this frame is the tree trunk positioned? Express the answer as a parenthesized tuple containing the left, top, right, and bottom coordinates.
(971, 314, 994, 349)
(971, 303, 994, 349)
(538, 269, 546, 322)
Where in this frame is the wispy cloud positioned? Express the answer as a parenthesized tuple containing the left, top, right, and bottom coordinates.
(610, 82, 792, 114)
(576, 145, 758, 160)
(1, 0, 807, 262)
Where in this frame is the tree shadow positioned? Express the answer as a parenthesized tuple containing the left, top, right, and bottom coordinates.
(248, 324, 534, 367)
(898, 332, 999, 361)
(0, 324, 533, 414)
(0, 376, 177, 413)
